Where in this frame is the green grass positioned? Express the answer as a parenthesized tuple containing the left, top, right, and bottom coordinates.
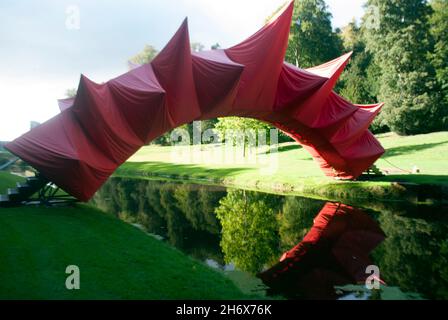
(116, 132, 448, 203)
(0, 171, 24, 194)
(0, 175, 251, 300)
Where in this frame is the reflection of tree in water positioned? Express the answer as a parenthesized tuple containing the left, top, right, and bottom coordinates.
(91, 178, 226, 263)
(173, 185, 221, 234)
(371, 210, 448, 299)
(216, 191, 329, 274)
(278, 197, 326, 251)
(216, 189, 284, 274)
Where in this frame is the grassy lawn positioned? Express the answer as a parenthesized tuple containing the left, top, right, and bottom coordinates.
(0, 175, 251, 300)
(116, 132, 448, 203)
(0, 171, 24, 193)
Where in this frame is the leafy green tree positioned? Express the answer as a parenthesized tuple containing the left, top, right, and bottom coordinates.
(337, 20, 387, 133)
(191, 42, 205, 53)
(338, 21, 376, 103)
(430, 0, 448, 109)
(339, 19, 362, 53)
(65, 88, 77, 98)
(364, 0, 446, 134)
(214, 117, 274, 156)
(128, 44, 158, 66)
(215, 117, 270, 141)
(285, 0, 343, 68)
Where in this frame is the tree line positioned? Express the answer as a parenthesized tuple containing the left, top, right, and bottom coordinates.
(269, 0, 447, 135)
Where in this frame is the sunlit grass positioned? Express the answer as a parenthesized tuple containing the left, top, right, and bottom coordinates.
(117, 132, 448, 202)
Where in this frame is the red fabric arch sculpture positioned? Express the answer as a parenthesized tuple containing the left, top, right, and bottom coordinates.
(5, 2, 384, 201)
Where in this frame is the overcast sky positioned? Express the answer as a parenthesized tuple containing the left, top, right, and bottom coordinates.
(0, 0, 366, 141)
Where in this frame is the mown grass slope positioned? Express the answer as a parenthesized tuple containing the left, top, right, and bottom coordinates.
(0, 174, 250, 300)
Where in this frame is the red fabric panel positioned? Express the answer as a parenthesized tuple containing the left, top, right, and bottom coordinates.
(57, 97, 75, 112)
(5, 111, 117, 201)
(329, 103, 384, 145)
(192, 50, 244, 119)
(151, 18, 201, 127)
(274, 63, 327, 110)
(108, 64, 169, 143)
(71, 75, 142, 164)
(293, 52, 352, 127)
(312, 92, 358, 129)
(225, 1, 293, 115)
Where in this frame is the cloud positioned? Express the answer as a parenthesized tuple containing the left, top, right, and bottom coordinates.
(181, 0, 286, 47)
(326, 0, 366, 28)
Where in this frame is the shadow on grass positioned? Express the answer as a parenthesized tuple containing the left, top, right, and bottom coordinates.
(384, 141, 448, 158)
(370, 174, 448, 185)
(120, 161, 251, 180)
(277, 144, 302, 153)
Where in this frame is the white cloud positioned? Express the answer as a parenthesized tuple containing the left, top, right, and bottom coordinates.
(181, 0, 286, 47)
(0, 77, 67, 141)
(326, 0, 366, 28)
(0, 69, 122, 141)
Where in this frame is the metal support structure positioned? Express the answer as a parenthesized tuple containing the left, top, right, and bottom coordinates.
(34, 183, 78, 206)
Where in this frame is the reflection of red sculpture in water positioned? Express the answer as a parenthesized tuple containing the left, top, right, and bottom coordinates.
(258, 202, 386, 299)
(5, 2, 384, 201)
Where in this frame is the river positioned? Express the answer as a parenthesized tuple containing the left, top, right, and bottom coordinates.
(90, 177, 448, 300)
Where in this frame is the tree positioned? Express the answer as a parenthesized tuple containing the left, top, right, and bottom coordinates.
(128, 44, 158, 67)
(339, 19, 362, 53)
(214, 117, 271, 139)
(65, 88, 77, 98)
(430, 0, 448, 109)
(337, 19, 387, 133)
(285, 0, 343, 68)
(364, 0, 446, 135)
(214, 117, 272, 156)
(338, 20, 375, 103)
(191, 42, 205, 53)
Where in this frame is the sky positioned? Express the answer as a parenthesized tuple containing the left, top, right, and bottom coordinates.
(0, 0, 366, 141)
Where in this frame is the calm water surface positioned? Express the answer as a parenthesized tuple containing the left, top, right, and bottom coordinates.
(91, 177, 448, 300)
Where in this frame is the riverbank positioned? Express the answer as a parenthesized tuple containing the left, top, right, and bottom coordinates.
(116, 132, 448, 205)
(0, 173, 254, 299)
